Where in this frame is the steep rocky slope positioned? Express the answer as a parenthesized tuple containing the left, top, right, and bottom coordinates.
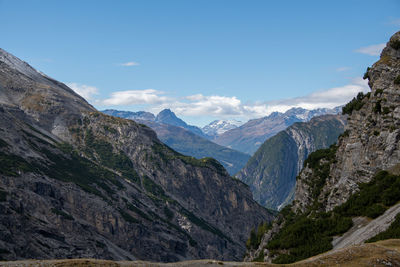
(237, 114, 346, 210)
(214, 107, 340, 155)
(102, 110, 250, 175)
(0, 48, 272, 262)
(294, 32, 400, 213)
(245, 31, 400, 264)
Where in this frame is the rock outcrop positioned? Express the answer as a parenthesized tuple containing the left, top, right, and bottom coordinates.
(0, 48, 272, 262)
(294, 31, 400, 213)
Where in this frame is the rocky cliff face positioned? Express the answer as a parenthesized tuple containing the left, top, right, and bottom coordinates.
(0, 48, 272, 262)
(293, 31, 400, 213)
(237, 115, 346, 210)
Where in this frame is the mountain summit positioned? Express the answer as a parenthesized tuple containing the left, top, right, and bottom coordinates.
(155, 109, 207, 138)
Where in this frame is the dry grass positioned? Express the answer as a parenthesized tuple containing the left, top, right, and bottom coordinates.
(1, 239, 400, 267)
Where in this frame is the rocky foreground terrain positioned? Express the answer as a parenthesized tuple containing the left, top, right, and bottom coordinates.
(0, 48, 272, 262)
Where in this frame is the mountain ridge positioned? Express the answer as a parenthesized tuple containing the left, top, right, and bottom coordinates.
(102, 109, 250, 175)
(214, 107, 341, 155)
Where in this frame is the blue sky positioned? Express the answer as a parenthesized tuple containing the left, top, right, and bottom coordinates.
(1, 0, 399, 126)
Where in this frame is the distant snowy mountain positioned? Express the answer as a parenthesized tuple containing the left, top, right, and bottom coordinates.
(202, 120, 243, 138)
(102, 108, 249, 174)
(214, 107, 341, 155)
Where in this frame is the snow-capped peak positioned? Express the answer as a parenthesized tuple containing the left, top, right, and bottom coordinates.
(202, 119, 243, 136)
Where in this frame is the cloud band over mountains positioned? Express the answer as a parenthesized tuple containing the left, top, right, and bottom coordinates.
(70, 77, 369, 120)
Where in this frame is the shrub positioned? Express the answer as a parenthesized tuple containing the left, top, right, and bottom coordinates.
(164, 206, 174, 220)
(390, 39, 400, 50)
(395, 75, 400, 85)
(0, 190, 7, 202)
(382, 107, 391, 115)
(246, 222, 271, 249)
(342, 92, 366, 115)
(374, 89, 384, 96)
(373, 100, 382, 113)
(363, 67, 370, 80)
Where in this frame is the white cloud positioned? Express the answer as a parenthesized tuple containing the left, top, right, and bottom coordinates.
(99, 77, 370, 121)
(120, 61, 140, 66)
(263, 77, 369, 112)
(102, 89, 169, 105)
(67, 83, 99, 100)
(336, 66, 350, 72)
(354, 43, 385, 56)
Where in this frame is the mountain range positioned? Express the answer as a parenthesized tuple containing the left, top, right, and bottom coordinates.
(0, 48, 272, 262)
(102, 109, 250, 175)
(213, 107, 342, 155)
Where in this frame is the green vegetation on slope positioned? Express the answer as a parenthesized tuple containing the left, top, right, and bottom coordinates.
(256, 151, 400, 263)
(367, 213, 400, 242)
(246, 221, 271, 250)
(151, 142, 227, 176)
(342, 92, 369, 115)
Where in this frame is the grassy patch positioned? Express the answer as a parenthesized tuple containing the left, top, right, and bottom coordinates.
(151, 143, 227, 175)
(51, 208, 74, 220)
(85, 130, 140, 184)
(0, 151, 38, 177)
(119, 209, 140, 224)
